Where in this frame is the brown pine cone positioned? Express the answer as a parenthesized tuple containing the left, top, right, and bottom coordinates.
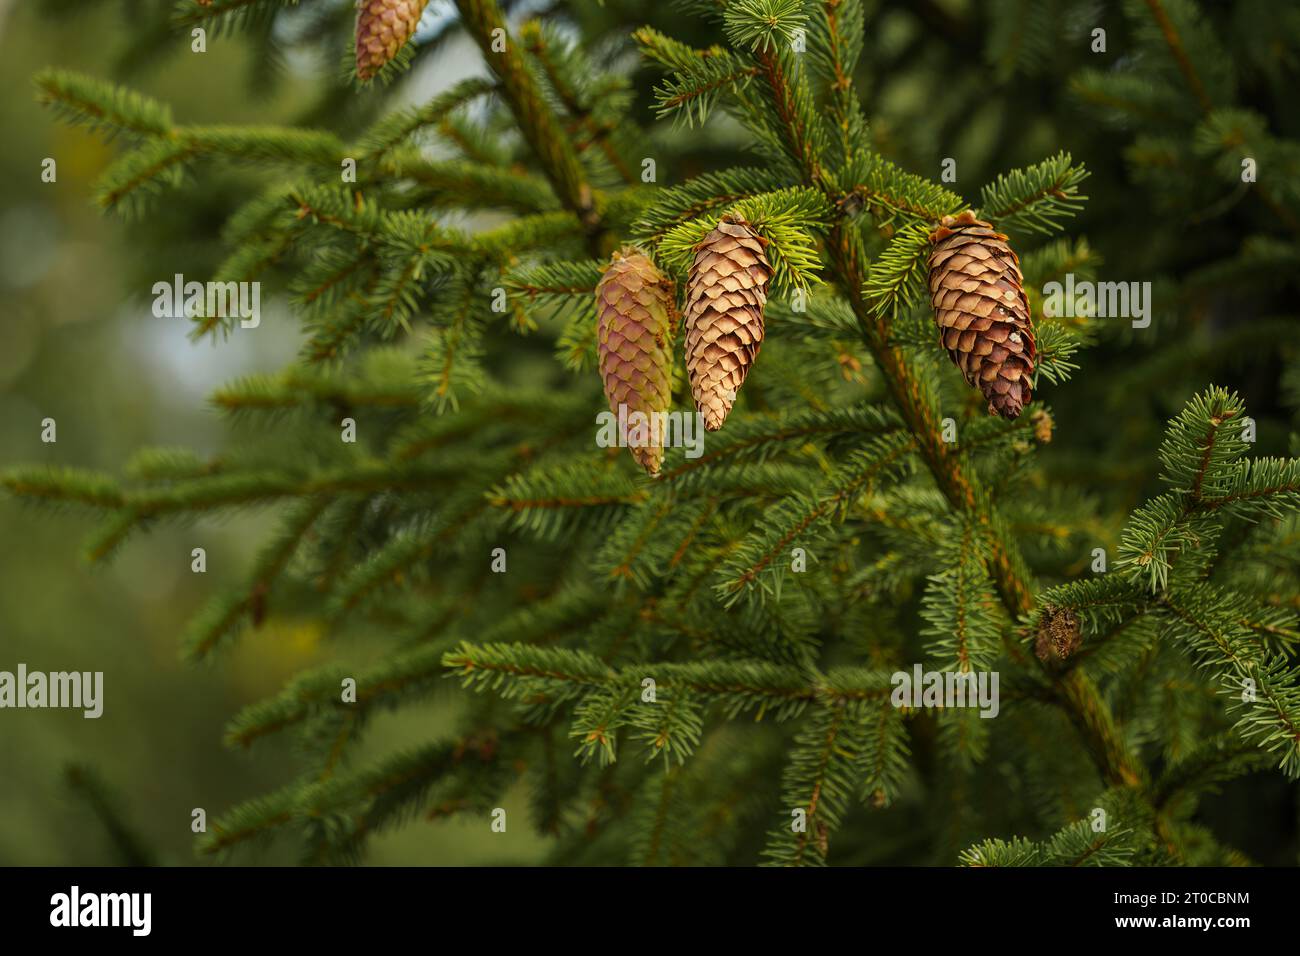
(595, 249, 677, 476)
(355, 0, 429, 81)
(1034, 605, 1082, 663)
(683, 214, 772, 431)
(927, 210, 1035, 419)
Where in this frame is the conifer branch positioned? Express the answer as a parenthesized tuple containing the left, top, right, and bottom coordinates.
(1152, 731, 1270, 809)
(749, 39, 1144, 789)
(1142, 0, 1213, 112)
(183, 495, 330, 660)
(961, 816, 1136, 867)
(520, 20, 638, 185)
(34, 68, 173, 138)
(978, 151, 1089, 237)
(453, 0, 600, 245)
(844, 153, 965, 225)
(358, 77, 498, 159)
(20, 0, 1298, 867)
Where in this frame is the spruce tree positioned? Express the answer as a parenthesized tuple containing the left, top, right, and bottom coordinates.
(7, 0, 1300, 866)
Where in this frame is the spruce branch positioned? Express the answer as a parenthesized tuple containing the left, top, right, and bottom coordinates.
(653, 187, 829, 294)
(978, 151, 1089, 237)
(723, 0, 808, 53)
(4, 459, 473, 550)
(520, 19, 638, 185)
(36, 70, 347, 215)
(961, 816, 1136, 866)
(629, 689, 705, 767)
(172, 0, 296, 33)
(183, 495, 329, 660)
(358, 76, 498, 159)
(1, 466, 126, 510)
(806, 0, 867, 166)
(453, 0, 600, 245)
(445, 643, 896, 723)
(24, 0, 1299, 867)
(762, 698, 862, 867)
(229, 591, 607, 748)
(200, 731, 519, 860)
(488, 463, 649, 540)
(379, 153, 559, 213)
(1152, 731, 1272, 809)
(641, 38, 759, 128)
(1140, 0, 1214, 112)
(747, 37, 1144, 790)
(921, 518, 1004, 672)
(33, 68, 174, 139)
(861, 221, 932, 320)
(714, 433, 916, 606)
(843, 152, 965, 225)
(631, 166, 791, 245)
(1226, 656, 1300, 778)
(212, 357, 424, 416)
(656, 404, 902, 488)
(1117, 388, 1300, 594)
(751, 44, 824, 182)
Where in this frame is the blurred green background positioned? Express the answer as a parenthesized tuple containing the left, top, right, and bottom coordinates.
(1, 0, 1297, 864)
(0, 0, 555, 866)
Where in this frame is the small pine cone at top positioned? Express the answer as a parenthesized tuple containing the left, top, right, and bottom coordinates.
(684, 214, 772, 431)
(355, 0, 429, 81)
(596, 249, 677, 476)
(927, 210, 1035, 419)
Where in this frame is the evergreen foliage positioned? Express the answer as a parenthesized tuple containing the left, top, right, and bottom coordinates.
(7, 0, 1300, 866)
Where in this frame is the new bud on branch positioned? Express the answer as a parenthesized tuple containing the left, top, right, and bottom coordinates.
(684, 214, 772, 432)
(355, 0, 430, 80)
(595, 249, 677, 476)
(927, 211, 1035, 419)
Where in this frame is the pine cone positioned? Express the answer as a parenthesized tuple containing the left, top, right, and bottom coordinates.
(596, 249, 677, 476)
(355, 0, 429, 81)
(1035, 605, 1082, 663)
(684, 214, 772, 431)
(927, 211, 1035, 419)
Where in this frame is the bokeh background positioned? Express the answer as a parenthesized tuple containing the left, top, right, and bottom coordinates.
(0, 0, 554, 866)
(1, 0, 1297, 864)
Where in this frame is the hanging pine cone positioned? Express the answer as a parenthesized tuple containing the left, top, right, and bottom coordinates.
(355, 0, 429, 81)
(684, 214, 772, 432)
(595, 249, 677, 477)
(927, 210, 1035, 419)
